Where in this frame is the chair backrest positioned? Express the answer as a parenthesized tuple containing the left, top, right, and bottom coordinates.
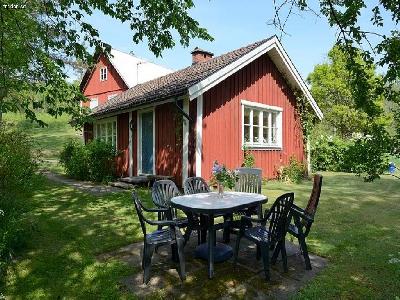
(183, 177, 211, 194)
(235, 167, 262, 194)
(304, 174, 323, 217)
(152, 179, 180, 208)
(132, 191, 147, 236)
(265, 192, 294, 244)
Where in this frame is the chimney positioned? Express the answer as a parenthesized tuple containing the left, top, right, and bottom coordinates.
(191, 47, 214, 65)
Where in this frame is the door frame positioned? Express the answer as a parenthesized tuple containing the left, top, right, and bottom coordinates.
(137, 107, 155, 175)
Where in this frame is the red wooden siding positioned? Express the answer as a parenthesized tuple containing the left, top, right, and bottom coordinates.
(155, 103, 183, 185)
(116, 113, 129, 177)
(82, 54, 127, 107)
(201, 54, 305, 180)
(188, 100, 197, 177)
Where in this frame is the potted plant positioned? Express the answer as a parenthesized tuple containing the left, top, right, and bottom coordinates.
(211, 161, 237, 197)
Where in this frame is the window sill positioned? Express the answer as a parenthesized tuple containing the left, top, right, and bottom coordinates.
(243, 144, 282, 150)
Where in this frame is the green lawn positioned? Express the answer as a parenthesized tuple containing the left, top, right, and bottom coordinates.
(3, 113, 80, 173)
(3, 172, 400, 299)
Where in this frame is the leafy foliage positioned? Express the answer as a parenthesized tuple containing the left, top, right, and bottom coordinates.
(271, 1, 400, 113)
(311, 126, 395, 181)
(59, 139, 118, 182)
(278, 156, 306, 183)
(59, 139, 90, 181)
(0, 124, 40, 278)
(86, 140, 118, 183)
(210, 161, 237, 189)
(242, 145, 255, 168)
(0, 0, 212, 125)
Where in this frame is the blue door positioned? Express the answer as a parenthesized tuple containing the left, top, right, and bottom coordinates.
(141, 111, 154, 174)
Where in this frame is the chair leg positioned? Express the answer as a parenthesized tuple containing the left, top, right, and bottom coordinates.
(260, 242, 270, 281)
(176, 239, 186, 281)
(141, 244, 146, 270)
(281, 239, 288, 273)
(233, 234, 242, 268)
(271, 240, 281, 265)
(143, 244, 154, 284)
(298, 236, 312, 270)
(256, 244, 261, 260)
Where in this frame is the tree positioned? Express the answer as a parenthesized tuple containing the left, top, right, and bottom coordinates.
(0, 0, 212, 125)
(270, 0, 400, 117)
(307, 46, 386, 138)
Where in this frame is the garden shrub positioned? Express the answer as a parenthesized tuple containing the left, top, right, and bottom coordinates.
(59, 139, 118, 182)
(59, 139, 89, 180)
(311, 127, 397, 181)
(311, 135, 351, 172)
(278, 156, 307, 183)
(242, 145, 255, 168)
(0, 125, 39, 278)
(86, 139, 118, 182)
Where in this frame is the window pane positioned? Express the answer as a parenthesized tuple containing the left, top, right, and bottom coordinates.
(113, 122, 116, 135)
(272, 128, 277, 144)
(263, 113, 268, 127)
(107, 122, 112, 142)
(101, 124, 106, 140)
(253, 126, 260, 143)
(112, 136, 116, 148)
(253, 111, 259, 126)
(271, 113, 277, 128)
(263, 128, 269, 144)
(244, 108, 250, 124)
(244, 125, 250, 142)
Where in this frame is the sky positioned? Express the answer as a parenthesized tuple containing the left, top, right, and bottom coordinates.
(83, 0, 396, 80)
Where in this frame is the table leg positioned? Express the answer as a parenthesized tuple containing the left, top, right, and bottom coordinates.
(200, 214, 207, 243)
(208, 213, 215, 279)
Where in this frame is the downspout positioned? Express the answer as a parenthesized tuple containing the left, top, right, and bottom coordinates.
(174, 97, 193, 123)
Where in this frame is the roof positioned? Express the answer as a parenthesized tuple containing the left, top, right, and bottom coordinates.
(92, 36, 323, 119)
(80, 49, 172, 91)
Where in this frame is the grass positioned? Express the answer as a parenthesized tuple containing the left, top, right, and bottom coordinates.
(3, 172, 400, 299)
(3, 112, 80, 173)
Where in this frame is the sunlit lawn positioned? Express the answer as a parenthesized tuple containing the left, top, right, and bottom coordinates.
(3, 172, 400, 299)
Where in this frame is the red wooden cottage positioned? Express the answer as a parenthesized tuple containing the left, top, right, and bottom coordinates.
(83, 36, 323, 185)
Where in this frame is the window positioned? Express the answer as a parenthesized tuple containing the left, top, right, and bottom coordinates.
(89, 98, 98, 109)
(100, 67, 107, 81)
(242, 100, 282, 148)
(94, 118, 117, 148)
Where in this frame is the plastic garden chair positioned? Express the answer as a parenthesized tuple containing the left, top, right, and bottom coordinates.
(152, 179, 199, 245)
(132, 191, 185, 284)
(287, 174, 323, 270)
(233, 192, 294, 281)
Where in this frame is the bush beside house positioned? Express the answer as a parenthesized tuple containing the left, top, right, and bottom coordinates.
(59, 139, 118, 182)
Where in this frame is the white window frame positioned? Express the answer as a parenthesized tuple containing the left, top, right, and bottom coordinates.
(137, 108, 155, 175)
(100, 67, 108, 81)
(241, 99, 283, 149)
(93, 116, 117, 149)
(89, 98, 98, 109)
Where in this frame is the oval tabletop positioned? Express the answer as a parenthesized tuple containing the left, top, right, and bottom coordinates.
(171, 192, 268, 215)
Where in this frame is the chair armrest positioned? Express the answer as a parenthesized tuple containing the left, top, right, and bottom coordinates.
(291, 204, 314, 223)
(145, 219, 176, 227)
(241, 215, 264, 224)
(141, 205, 170, 214)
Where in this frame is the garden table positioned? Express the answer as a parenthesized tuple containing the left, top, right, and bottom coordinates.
(171, 191, 268, 279)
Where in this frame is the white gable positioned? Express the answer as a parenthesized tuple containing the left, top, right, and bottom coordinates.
(109, 49, 172, 88)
